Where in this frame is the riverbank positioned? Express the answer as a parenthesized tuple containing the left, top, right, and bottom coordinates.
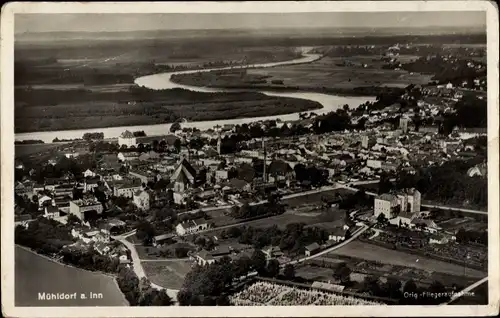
(15, 90, 322, 134)
(15, 52, 376, 142)
(15, 245, 129, 306)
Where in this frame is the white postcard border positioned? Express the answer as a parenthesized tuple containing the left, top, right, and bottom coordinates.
(1, 1, 499, 317)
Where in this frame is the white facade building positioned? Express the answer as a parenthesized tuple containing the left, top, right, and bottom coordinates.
(118, 130, 137, 148)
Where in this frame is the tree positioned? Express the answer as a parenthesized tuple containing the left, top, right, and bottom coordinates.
(233, 255, 252, 278)
(377, 213, 388, 226)
(170, 122, 181, 133)
(383, 278, 402, 299)
(266, 259, 280, 278)
(362, 276, 381, 296)
(237, 163, 255, 183)
(177, 289, 194, 306)
(402, 279, 418, 298)
(283, 264, 296, 280)
(250, 250, 267, 275)
(173, 139, 181, 153)
(334, 263, 352, 285)
(66, 214, 81, 225)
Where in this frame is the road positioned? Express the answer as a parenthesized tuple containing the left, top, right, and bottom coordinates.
(336, 183, 488, 215)
(444, 276, 488, 305)
(179, 184, 340, 216)
(281, 224, 370, 267)
(112, 231, 179, 302)
(141, 258, 190, 262)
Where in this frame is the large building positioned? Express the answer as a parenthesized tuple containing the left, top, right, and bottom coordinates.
(175, 218, 209, 236)
(118, 131, 137, 148)
(375, 188, 421, 220)
(374, 194, 400, 220)
(171, 158, 196, 193)
(69, 198, 103, 221)
(399, 117, 410, 133)
(133, 190, 151, 211)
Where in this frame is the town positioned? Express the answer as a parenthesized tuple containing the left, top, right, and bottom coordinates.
(14, 74, 488, 306)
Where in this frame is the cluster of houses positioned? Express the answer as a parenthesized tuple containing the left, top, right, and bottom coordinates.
(63, 218, 131, 263)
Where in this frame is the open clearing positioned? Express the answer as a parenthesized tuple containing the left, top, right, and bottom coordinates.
(15, 143, 63, 158)
(247, 55, 434, 89)
(142, 260, 192, 290)
(328, 240, 485, 278)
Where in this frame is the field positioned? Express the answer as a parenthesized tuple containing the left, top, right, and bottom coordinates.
(247, 56, 434, 89)
(15, 246, 128, 306)
(141, 260, 193, 290)
(172, 55, 434, 92)
(15, 143, 63, 158)
(229, 281, 382, 306)
(135, 241, 195, 260)
(281, 188, 351, 207)
(328, 240, 486, 278)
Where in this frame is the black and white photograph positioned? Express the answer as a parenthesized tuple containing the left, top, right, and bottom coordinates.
(1, 1, 499, 317)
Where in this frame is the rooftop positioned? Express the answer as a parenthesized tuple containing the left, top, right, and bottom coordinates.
(120, 130, 135, 138)
(71, 198, 101, 207)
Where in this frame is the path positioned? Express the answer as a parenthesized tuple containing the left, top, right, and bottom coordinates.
(368, 228, 381, 240)
(112, 232, 179, 302)
(444, 276, 488, 305)
(179, 185, 339, 216)
(281, 224, 370, 267)
(141, 258, 190, 262)
(336, 183, 487, 215)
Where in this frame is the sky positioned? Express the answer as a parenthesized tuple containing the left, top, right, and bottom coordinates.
(15, 12, 486, 34)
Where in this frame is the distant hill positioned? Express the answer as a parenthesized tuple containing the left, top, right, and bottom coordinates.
(15, 26, 486, 44)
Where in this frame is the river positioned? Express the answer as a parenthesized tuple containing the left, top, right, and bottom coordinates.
(15, 53, 376, 143)
(15, 246, 128, 306)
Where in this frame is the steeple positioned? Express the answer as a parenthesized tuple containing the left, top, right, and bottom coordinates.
(262, 138, 267, 183)
(217, 132, 221, 155)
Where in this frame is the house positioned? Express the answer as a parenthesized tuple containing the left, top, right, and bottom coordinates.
(94, 242, 112, 255)
(411, 218, 440, 234)
(138, 151, 161, 162)
(99, 218, 127, 235)
(225, 178, 252, 193)
(328, 225, 350, 242)
(33, 184, 45, 195)
(118, 130, 137, 148)
(38, 195, 54, 208)
(152, 233, 176, 247)
(69, 197, 103, 221)
(193, 250, 216, 266)
(111, 178, 143, 198)
(267, 160, 294, 182)
(44, 205, 60, 219)
(304, 243, 321, 257)
(84, 177, 101, 193)
(15, 181, 34, 198)
(83, 169, 97, 178)
(175, 218, 209, 236)
(429, 234, 449, 245)
(467, 162, 487, 178)
(390, 210, 416, 227)
(215, 170, 229, 182)
(366, 159, 382, 169)
(129, 168, 160, 184)
(133, 190, 151, 211)
(261, 246, 283, 260)
(117, 152, 140, 162)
